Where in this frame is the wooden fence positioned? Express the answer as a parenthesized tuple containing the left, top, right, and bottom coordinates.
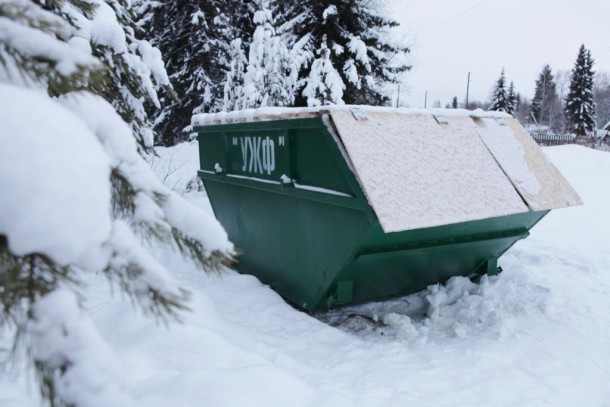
(530, 133, 576, 146)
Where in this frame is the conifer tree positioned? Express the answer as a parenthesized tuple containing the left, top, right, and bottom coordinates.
(594, 71, 610, 129)
(88, 0, 173, 152)
(223, 38, 248, 112)
(241, 0, 297, 109)
(565, 45, 596, 136)
(488, 69, 510, 112)
(530, 64, 560, 128)
(507, 81, 517, 115)
(0, 1, 232, 405)
(137, 0, 239, 145)
(452, 96, 458, 109)
(302, 37, 345, 106)
(276, 0, 410, 106)
(515, 93, 532, 125)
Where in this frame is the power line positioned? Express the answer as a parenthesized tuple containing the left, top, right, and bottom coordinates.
(423, 0, 488, 36)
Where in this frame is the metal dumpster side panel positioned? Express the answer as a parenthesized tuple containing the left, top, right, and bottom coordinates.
(324, 210, 549, 308)
(196, 118, 374, 310)
(202, 179, 371, 309)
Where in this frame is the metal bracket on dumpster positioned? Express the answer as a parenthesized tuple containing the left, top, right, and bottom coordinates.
(336, 280, 354, 305)
(351, 109, 368, 121)
(433, 115, 449, 125)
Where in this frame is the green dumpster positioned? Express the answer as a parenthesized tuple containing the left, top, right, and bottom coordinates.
(192, 107, 581, 312)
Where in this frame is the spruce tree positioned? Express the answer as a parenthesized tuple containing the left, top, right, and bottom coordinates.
(223, 38, 248, 112)
(276, 0, 410, 106)
(565, 45, 596, 136)
(241, 0, 297, 109)
(302, 37, 345, 106)
(507, 81, 517, 115)
(488, 69, 510, 112)
(137, 0, 239, 145)
(0, 1, 232, 405)
(515, 93, 532, 125)
(594, 71, 610, 129)
(452, 96, 458, 109)
(530, 64, 559, 128)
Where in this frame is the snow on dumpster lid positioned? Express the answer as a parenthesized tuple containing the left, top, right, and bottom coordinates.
(191, 105, 512, 127)
(474, 116, 582, 211)
(328, 110, 530, 232)
(328, 109, 581, 232)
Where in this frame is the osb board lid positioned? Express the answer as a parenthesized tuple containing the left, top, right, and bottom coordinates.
(329, 110, 530, 233)
(475, 117, 583, 211)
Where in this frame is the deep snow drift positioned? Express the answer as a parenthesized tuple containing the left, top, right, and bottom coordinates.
(2, 144, 609, 406)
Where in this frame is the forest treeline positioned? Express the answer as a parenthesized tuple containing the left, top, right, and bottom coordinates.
(135, 0, 411, 145)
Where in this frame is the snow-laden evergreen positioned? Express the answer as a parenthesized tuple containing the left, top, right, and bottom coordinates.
(594, 72, 610, 130)
(135, 0, 410, 145)
(488, 69, 510, 113)
(0, 1, 233, 405)
(565, 45, 596, 137)
(278, 0, 410, 106)
(223, 38, 248, 112)
(136, 1, 238, 145)
(530, 64, 560, 129)
(507, 81, 518, 115)
(302, 38, 345, 106)
(241, 0, 297, 109)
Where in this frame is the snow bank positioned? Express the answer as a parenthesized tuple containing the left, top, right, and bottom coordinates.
(29, 289, 130, 406)
(3, 144, 610, 406)
(0, 84, 112, 267)
(321, 273, 551, 342)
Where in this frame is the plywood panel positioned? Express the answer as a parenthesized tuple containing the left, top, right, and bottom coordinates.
(329, 110, 529, 233)
(475, 117, 582, 211)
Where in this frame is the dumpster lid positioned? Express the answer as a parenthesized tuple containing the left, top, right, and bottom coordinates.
(193, 106, 581, 233)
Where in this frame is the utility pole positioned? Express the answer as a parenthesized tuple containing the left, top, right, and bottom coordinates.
(424, 90, 428, 109)
(396, 84, 401, 108)
(465, 71, 471, 109)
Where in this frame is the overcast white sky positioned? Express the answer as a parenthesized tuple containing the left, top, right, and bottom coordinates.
(389, 0, 610, 108)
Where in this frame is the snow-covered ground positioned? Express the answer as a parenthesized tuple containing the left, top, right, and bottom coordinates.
(3, 143, 609, 406)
